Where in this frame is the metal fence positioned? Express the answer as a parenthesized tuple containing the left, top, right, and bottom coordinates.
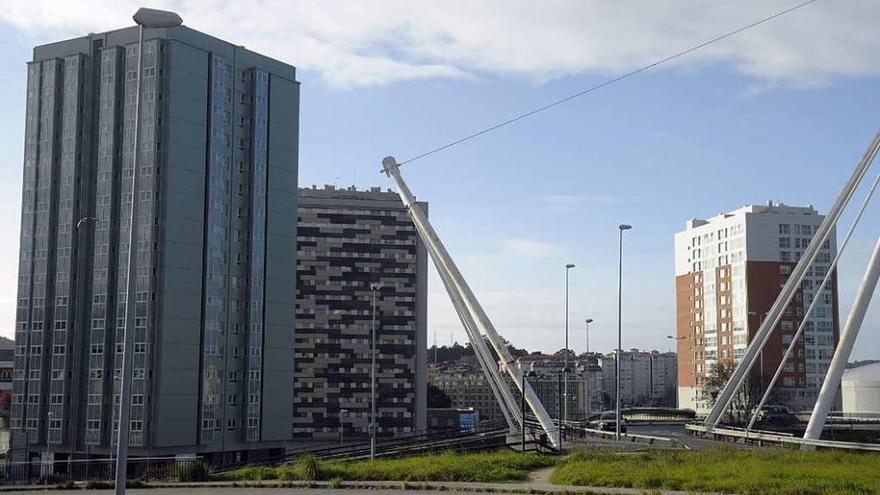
(686, 424, 880, 452)
(0, 456, 207, 485)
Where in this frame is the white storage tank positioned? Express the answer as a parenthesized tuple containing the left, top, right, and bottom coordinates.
(841, 363, 880, 416)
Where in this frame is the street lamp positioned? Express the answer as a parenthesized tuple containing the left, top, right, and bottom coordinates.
(748, 311, 769, 384)
(563, 263, 575, 431)
(45, 411, 54, 481)
(519, 363, 537, 452)
(616, 224, 631, 441)
(369, 282, 382, 460)
(339, 409, 348, 446)
(116, 8, 183, 495)
(75, 216, 97, 230)
(585, 318, 593, 421)
(667, 335, 690, 408)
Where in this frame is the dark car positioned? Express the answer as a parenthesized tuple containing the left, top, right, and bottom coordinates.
(589, 411, 627, 433)
(754, 404, 797, 425)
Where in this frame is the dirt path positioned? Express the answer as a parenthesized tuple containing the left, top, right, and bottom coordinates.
(527, 466, 556, 484)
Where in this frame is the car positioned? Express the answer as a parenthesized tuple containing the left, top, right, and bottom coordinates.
(753, 404, 797, 425)
(589, 411, 627, 433)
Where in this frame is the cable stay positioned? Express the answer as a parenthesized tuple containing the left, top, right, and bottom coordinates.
(706, 129, 880, 447)
(381, 156, 560, 448)
(747, 171, 880, 431)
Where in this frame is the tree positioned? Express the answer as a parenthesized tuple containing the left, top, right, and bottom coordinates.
(701, 362, 761, 426)
(427, 383, 452, 408)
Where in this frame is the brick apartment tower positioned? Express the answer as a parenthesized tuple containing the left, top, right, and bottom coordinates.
(674, 202, 839, 415)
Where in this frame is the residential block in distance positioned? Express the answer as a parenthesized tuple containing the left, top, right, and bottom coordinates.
(674, 202, 839, 415)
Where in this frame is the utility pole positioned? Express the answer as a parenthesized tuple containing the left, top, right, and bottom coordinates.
(585, 318, 593, 421)
(370, 282, 381, 460)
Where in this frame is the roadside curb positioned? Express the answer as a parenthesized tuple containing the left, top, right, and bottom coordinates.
(0, 479, 719, 495)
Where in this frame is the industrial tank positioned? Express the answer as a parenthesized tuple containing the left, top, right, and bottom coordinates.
(841, 363, 880, 415)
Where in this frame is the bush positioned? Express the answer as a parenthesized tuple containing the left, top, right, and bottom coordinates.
(221, 465, 277, 481)
(297, 454, 319, 481)
(329, 476, 343, 488)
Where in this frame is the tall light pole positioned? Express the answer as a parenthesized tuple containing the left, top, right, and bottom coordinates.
(585, 318, 593, 421)
(667, 335, 687, 409)
(748, 311, 768, 385)
(616, 224, 631, 441)
(45, 411, 54, 480)
(116, 9, 182, 495)
(369, 282, 382, 460)
(563, 263, 575, 433)
(519, 362, 536, 453)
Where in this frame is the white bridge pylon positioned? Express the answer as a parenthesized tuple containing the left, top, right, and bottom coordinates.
(705, 129, 880, 443)
(382, 156, 560, 448)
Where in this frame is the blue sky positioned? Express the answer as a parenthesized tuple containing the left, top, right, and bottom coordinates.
(1, 1, 879, 359)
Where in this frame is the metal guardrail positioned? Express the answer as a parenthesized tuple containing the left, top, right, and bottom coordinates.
(686, 424, 880, 452)
(0, 456, 207, 485)
(564, 423, 686, 449)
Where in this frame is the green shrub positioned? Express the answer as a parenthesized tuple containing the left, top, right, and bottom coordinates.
(297, 454, 319, 481)
(329, 476, 343, 488)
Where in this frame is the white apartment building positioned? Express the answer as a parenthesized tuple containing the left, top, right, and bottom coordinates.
(674, 202, 839, 415)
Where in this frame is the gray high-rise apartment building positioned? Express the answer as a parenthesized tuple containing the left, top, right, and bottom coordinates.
(11, 23, 299, 463)
(294, 186, 427, 440)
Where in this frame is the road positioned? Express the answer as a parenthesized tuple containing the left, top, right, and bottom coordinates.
(0, 490, 502, 495)
(564, 423, 727, 451)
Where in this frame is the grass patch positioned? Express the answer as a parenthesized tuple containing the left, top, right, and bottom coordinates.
(217, 450, 554, 483)
(322, 450, 554, 482)
(551, 447, 880, 495)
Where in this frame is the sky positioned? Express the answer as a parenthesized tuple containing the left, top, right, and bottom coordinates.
(0, 1, 879, 359)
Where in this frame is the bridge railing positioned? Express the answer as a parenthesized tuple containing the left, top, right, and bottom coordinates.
(686, 423, 880, 452)
(0, 456, 207, 486)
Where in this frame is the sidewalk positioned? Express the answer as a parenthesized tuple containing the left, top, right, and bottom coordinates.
(0, 477, 720, 495)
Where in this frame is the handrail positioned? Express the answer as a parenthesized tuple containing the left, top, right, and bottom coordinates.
(686, 424, 880, 452)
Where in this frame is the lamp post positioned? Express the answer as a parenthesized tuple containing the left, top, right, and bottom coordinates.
(45, 411, 54, 481)
(585, 318, 593, 421)
(116, 9, 182, 495)
(748, 311, 768, 385)
(616, 224, 631, 441)
(519, 364, 536, 452)
(339, 409, 348, 446)
(667, 335, 688, 408)
(369, 282, 382, 461)
(563, 263, 575, 431)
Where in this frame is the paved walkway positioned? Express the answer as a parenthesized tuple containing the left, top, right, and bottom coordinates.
(0, 478, 718, 495)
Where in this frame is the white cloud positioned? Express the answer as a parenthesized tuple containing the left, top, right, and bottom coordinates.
(1, 1, 878, 87)
(501, 238, 562, 258)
